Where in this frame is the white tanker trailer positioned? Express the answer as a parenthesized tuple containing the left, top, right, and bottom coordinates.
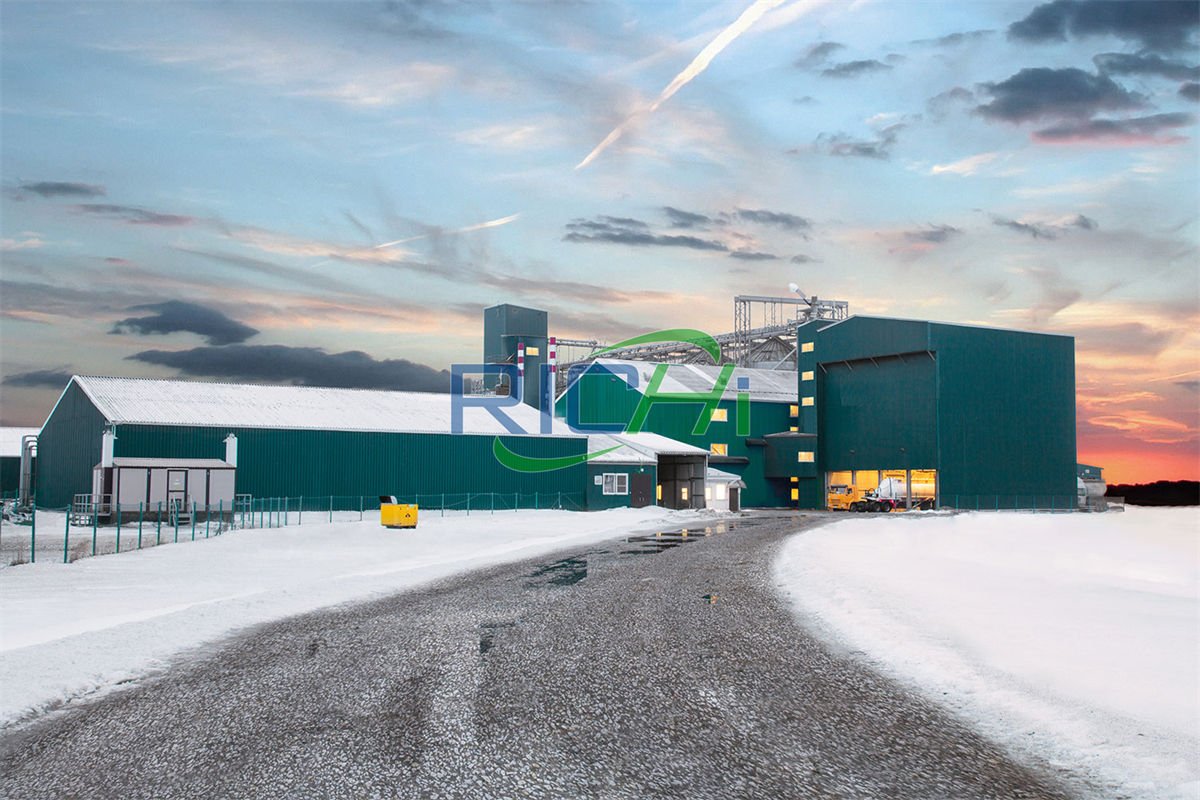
(850, 477, 936, 512)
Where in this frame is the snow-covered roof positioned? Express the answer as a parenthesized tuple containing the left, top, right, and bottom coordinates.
(108, 457, 234, 469)
(585, 431, 709, 464)
(64, 376, 577, 437)
(706, 466, 746, 488)
(0, 427, 39, 458)
(572, 359, 797, 404)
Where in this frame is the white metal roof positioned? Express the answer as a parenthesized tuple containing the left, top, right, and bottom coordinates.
(66, 376, 577, 437)
(108, 457, 234, 469)
(575, 359, 797, 404)
(585, 431, 709, 464)
(0, 427, 39, 458)
(706, 466, 746, 488)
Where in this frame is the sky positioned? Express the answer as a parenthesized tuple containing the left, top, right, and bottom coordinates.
(0, 0, 1197, 483)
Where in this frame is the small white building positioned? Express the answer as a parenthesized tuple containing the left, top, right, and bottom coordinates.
(705, 467, 746, 512)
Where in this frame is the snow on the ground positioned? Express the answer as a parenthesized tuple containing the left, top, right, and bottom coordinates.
(775, 507, 1200, 800)
(0, 506, 706, 726)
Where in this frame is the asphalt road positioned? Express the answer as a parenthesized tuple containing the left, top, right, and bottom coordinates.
(0, 513, 1078, 799)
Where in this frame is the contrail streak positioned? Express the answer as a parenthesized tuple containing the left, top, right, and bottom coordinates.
(374, 213, 521, 250)
(575, 0, 788, 171)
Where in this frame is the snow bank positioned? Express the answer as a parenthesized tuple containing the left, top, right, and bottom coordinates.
(775, 508, 1200, 800)
(0, 506, 702, 726)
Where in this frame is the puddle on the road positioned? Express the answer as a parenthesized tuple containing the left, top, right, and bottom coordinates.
(621, 523, 735, 556)
(478, 621, 517, 654)
(525, 556, 588, 587)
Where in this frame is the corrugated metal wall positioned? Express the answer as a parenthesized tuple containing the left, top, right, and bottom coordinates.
(36, 381, 107, 507)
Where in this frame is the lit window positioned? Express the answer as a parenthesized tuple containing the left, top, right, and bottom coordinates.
(710, 443, 728, 456)
(790, 476, 799, 483)
(801, 370, 814, 381)
(705, 487, 712, 501)
(716, 484, 727, 500)
(790, 488, 799, 500)
(681, 487, 689, 501)
(602, 473, 629, 495)
(789, 404, 799, 418)
(790, 426, 799, 432)
(710, 408, 728, 422)
(798, 452, 815, 463)
(656, 484, 662, 501)
(525, 346, 540, 356)
(802, 396, 815, 406)
(800, 342, 814, 353)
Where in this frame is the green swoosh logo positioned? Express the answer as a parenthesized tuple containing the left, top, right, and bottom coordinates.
(592, 328, 722, 363)
(493, 437, 622, 473)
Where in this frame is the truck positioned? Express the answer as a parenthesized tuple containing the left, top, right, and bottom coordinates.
(827, 483, 865, 511)
(850, 477, 935, 512)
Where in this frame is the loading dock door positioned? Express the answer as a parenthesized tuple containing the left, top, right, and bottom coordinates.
(630, 473, 653, 508)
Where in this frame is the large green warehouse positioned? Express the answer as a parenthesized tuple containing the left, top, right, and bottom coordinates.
(794, 315, 1077, 510)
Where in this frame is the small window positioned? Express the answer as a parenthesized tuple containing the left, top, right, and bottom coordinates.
(790, 476, 799, 483)
(790, 488, 799, 500)
(656, 484, 663, 501)
(681, 487, 689, 501)
(798, 452, 815, 463)
(716, 484, 727, 500)
(790, 426, 799, 432)
(705, 487, 712, 501)
(800, 342, 814, 353)
(525, 346, 540, 356)
(801, 370, 814, 381)
(789, 404, 799, 418)
(602, 473, 629, 495)
(802, 396, 815, 407)
(710, 408, 728, 422)
(710, 443, 728, 456)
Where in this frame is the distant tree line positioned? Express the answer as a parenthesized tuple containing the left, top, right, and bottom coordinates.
(1106, 481, 1199, 506)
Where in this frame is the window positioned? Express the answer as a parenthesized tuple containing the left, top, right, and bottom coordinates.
(715, 484, 727, 500)
(656, 484, 662, 501)
(789, 404, 799, 418)
(790, 488, 799, 501)
(800, 341, 814, 353)
(602, 473, 629, 495)
(801, 370, 814, 381)
(680, 487, 689, 501)
(525, 346, 540, 356)
(798, 452, 815, 463)
(789, 426, 799, 433)
(710, 408, 728, 422)
(705, 487, 712, 501)
(710, 443, 728, 456)
(802, 396, 815, 406)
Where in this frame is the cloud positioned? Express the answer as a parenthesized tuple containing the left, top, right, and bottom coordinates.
(930, 151, 1000, 176)
(3, 368, 74, 388)
(1093, 52, 1200, 81)
(129, 345, 451, 392)
(728, 249, 778, 261)
(1033, 112, 1195, 142)
(1023, 265, 1082, 322)
(790, 254, 821, 264)
(795, 41, 845, 69)
(912, 30, 994, 47)
(821, 59, 892, 78)
(814, 123, 904, 159)
(563, 217, 728, 251)
(14, 181, 105, 199)
(927, 86, 975, 117)
(71, 203, 195, 226)
(663, 206, 713, 229)
(111, 300, 260, 345)
(1008, 0, 1199, 53)
(1, 235, 44, 251)
(1182, 82, 1200, 101)
(735, 208, 812, 231)
(903, 224, 962, 243)
(991, 213, 1099, 239)
(976, 68, 1145, 123)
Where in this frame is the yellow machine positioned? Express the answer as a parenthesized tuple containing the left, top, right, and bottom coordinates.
(381, 503, 418, 529)
(826, 484, 863, 511)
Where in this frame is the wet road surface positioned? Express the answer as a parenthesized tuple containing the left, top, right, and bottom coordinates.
(0, 513, 1078, 799)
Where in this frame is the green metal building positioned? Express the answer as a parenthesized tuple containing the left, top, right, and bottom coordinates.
(557, 360, 800, 507)
(795, 315, 1077, 509)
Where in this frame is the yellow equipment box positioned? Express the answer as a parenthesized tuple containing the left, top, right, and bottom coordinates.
(381, 503, 418, 529)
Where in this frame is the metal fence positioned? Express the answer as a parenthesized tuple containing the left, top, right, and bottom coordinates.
(940, 495, 1080, 511)
(0, 492, 587, 567)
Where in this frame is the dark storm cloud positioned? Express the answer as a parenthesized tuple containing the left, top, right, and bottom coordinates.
(71, 203, 195, 227)
(735, 209, 812, 231)
(129, 345, 451, 392)
(111, 300, 259, 345)
(14, 181, 105, 199)
(563, 217, 727, 251)
(1179, 82, 1200, 101)
(1034, 111, 1195, 141)
(912, 30, 994, 47)
(3, 368, 75, 388)
(821, 59, 892, 78)
(903, 224, 962, 243)
(1093, 52, 1200, 81)
(1008, 0, 1199, 53)
(976, 68, 1145, 122)
(790, 254, 821, 264)
(662, 206, 713, 229)
(813, 124, 904, 159)
(795, 41, 845, 69)
(728, 250, 779, 261)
